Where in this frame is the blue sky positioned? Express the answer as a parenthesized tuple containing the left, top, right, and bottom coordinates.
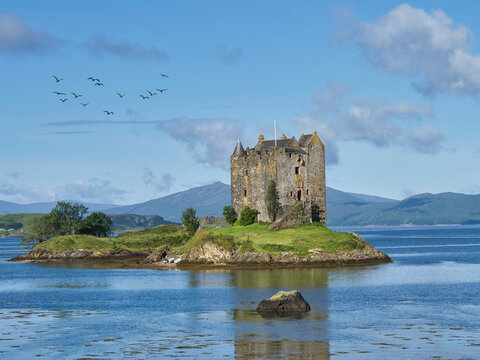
(1, 0, 480, 204)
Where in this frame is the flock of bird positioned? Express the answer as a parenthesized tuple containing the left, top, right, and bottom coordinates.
(51, 73, 169, 116)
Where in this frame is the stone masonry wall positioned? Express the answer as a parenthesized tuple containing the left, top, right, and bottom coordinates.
(231, 133, 326, 225)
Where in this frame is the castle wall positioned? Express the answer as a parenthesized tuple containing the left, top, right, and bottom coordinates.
(231, 133, 326, 225)
(303, 139, 326, 224)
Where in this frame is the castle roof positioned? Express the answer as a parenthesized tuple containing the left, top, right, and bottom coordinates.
(232, 140, 246, 156)
(299, 134, 313, 146)
(257, 138, 291, 148)
(299, 132, 324, 148)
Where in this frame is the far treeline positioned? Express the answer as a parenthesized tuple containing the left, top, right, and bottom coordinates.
(23, 201, 113, 246)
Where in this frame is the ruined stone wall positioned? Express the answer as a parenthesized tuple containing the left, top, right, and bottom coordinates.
(304, 138, 326, 224)
(231, 155, 246, 218)
(231, 151, 276, 222)
(231, 133, 326, 225)
(275, 150, 308, 221)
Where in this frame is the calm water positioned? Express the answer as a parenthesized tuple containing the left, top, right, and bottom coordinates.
(1, 225, 480, 359)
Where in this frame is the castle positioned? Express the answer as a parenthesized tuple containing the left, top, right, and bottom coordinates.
(230, 132, 326, 227)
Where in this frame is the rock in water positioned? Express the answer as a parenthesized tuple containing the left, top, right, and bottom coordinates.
(256, 290, 310, 313)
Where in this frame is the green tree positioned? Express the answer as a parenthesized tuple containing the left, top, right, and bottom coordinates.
(265, 180, 279, 222)
(223, 205, 237, 225)
(50, 201, 88, 235)
(182, 207, 200, 235)
(22, 214, 56, 247)
(238, 207, 258, 226)
(80, 212, 113, 237)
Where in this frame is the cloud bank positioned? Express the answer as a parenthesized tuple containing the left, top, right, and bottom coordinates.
(156, 117, 243, 169)
(342, 3, 480, 95)
(0, 13, 61, 55)
(0, 178, 126, 203)
(292, 83, 445, 164)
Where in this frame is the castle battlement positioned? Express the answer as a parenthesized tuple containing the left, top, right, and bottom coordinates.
(230, 132, 326, 225)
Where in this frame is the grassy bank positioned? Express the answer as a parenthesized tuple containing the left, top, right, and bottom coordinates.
(37, 225, 189, 252)
(209, 222, 366, 256)
(34, 222, 367, 259)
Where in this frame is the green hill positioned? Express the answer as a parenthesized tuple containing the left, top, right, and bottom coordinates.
(336, 192, 480, 226)
(104, 182, 231, 222)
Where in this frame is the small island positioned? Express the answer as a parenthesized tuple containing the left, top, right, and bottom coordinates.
(11, 132, 391, 267)
(11, 222, 390, 267)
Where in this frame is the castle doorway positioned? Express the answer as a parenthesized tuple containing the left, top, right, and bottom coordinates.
(297, 190, 302, 200)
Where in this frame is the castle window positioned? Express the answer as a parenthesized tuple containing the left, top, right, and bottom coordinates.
(244, 190, 247, 197)
(289, 153, 292, 158)
(298, 190, 302, 200)
(306, 190, 309, 195)
(295, 167, 299, 174)
(245, 170, 248, 176)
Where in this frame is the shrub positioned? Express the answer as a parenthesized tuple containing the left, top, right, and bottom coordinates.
(222, 205, 237, 225)
(238, 207, 258, 226)
(182, 207, 200, 235)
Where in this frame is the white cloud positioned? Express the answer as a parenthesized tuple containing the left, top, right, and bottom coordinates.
(156, 117, 243, 169)
(0, 179, 126, 203)
(343, 3, 480, 95)
(406, 126, 446, 154)
(0, 13, 61, 54)
(292, 83, 444, 164)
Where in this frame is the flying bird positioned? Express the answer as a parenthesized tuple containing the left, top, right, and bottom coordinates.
(93, 78, 100, 82)
(94, 82, 104, 86)
(80, 102, 89, 107)
(159, 73, 169, 78)
(156, 88, 168, 93)
(71, 92, 83, 98)
(52, 75, 63, 82)
(147, 91, 157, 96)
(116, 92, 125, 98)
(103, 110, 114, 115)
(52, 91, 66, 95)
(59, 98, 68, 102)
(139, 95, 149, 99)
(87, 77, 94, 81)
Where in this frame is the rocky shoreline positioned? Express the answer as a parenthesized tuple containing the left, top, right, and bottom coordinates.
(10, 241, 391, 268)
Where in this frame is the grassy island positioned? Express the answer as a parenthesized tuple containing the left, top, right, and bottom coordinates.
(21, 223, 389, 265)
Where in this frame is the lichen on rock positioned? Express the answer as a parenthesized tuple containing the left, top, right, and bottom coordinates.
(256, 290, 311, 313)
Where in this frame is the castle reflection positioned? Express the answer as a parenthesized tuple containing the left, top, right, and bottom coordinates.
(231, 268, 330, 359)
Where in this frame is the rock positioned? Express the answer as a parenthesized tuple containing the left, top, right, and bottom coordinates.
(182, 242, 235, 264)
(256, 290, 311, 313)
(140, 247, 169, 264)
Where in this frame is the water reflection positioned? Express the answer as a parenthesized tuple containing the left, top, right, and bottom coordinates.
(230, 268, 330, 359)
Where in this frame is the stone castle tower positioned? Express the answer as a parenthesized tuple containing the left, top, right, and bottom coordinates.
(231, 132, 326, 226)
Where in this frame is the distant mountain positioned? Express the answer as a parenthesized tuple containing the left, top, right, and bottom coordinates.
(104, 182, 231, 222)
(334, 192, 480, 226)
(0, 200, 118, 215)
(325, 187, 398, 226)
(2, 183, 479, 226)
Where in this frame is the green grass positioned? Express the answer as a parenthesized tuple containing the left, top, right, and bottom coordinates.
(35, 222, 367, 258)
(37, 225, 189, 252)
(210, 222, 366, 256)
(180, 229, 237, 253)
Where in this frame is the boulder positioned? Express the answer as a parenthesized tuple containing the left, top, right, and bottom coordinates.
(256, 290, 310, 313)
